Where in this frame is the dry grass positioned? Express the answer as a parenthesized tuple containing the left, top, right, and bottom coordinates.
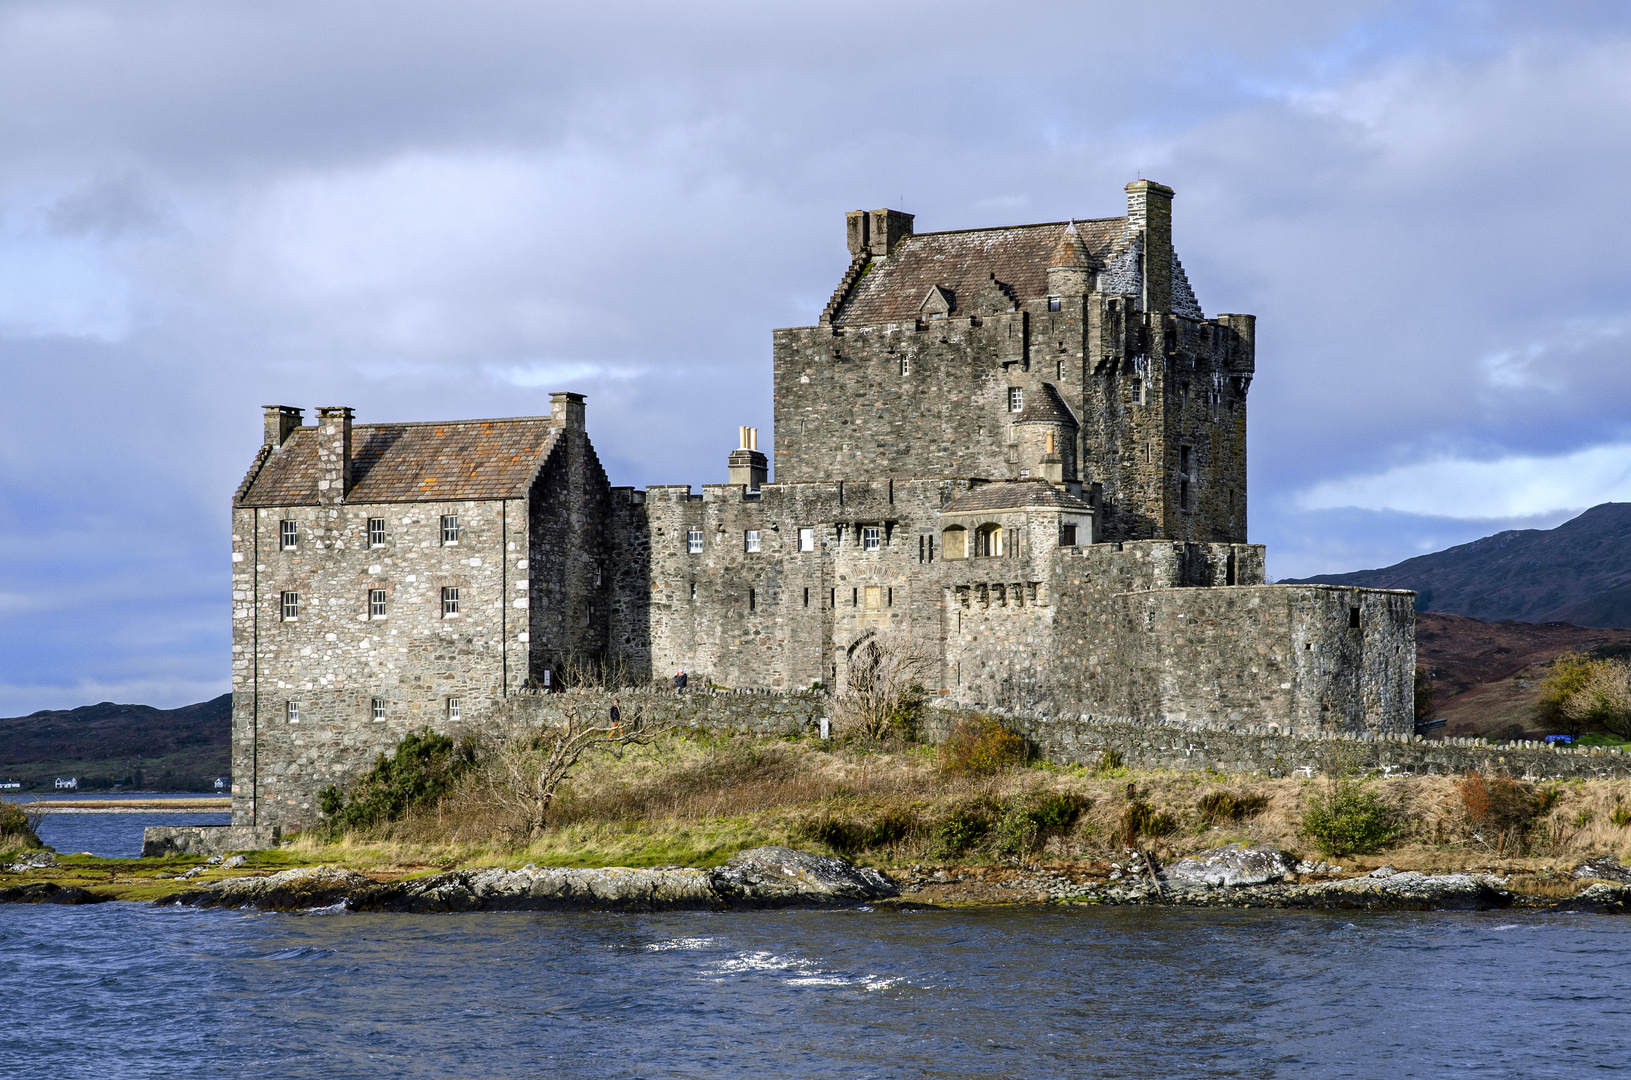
(299, 731, 1631, 872)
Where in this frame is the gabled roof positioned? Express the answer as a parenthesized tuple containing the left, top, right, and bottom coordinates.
(833, 217, 1126, 326)
(237, 416, 560, 507)
(941, 480, 1094, 515)
(1015, 382, 1078, 426)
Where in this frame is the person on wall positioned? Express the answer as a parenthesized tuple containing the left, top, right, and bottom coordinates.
(673, 670, 687, 691)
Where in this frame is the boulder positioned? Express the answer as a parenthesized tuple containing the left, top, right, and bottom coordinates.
(1553, 881, 1631, 913)
(356, 866, 719, 913)
(709, 845, 898, 907)
(1572, 855, 1631, 884)
(165, 865, 376, 910)
(1286, 871, 1510, 911)
(1164, 844, 1297, 888)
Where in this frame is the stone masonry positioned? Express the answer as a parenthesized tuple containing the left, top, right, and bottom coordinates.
(231, 180, 1414, 828)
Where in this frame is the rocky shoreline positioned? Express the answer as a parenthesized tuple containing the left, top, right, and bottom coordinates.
(6, 844, 1631, 913)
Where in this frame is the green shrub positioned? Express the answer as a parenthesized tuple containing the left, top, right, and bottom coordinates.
(1115, 799, 1177, 847)
(0, 800, 43, 849)
(1300, 778, 1397, 857)
(1197, 789, 1268, 825)
(1613, 801, 1631, 828)
(994, 792, 1086, 855)
(938, 717, 1026, 776)
(318, 730, 475, 837)
(1091, 748, 1126, 776)
(932, 799, 997, 856)
(798, 803, 919, 856)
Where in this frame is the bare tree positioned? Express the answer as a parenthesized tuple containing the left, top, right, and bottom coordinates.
(828, 628, 935, 741)
(481, 699, 667, 838)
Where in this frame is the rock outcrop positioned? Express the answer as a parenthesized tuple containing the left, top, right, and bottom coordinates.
(1164, 844, 1296, 888)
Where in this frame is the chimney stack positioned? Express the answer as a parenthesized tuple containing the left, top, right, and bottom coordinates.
(315, 406, 353, 505)
(262, 405, 303, 449)
(728, 426, 767, 490)
(550, 392, 586, 433)
(846, 208, 913, 257)
(1125, 180, 1174, 313)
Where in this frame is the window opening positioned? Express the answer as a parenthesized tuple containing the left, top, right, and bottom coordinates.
(369, 589, 386, 619)
(367, 518, 385, 547)
(887, 587, 893, 607)
(1047, 295, 1061, 312)
(1349, 606, 1361, 629)
(749, 588, 756, 611)
(852, 587, 858, 607)
(372, 698, 386, 722)
(286, 700, 301, 724)
(690, 581, 697, 601)
(442, 587, 460, 617)
(745, 529, 761, 553)
(281, 591, 299, 621)
(687, 527, 703, 554)
(448, 698, 461, 721)
(1061, 523, 1078, 546)
(1008, 387, 1024, 412)
(1131, 378, 1143, 405)
(863, 526, 880, 551)
(901, 357, 910, 376)
(798, 527, 815, 552)
(803, 587, 810, 608)
(280, 520, 298, 550)
(441, 515, 461, 545)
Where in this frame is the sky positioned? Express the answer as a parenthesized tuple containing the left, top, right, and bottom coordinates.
(2, 0, 1630, 714)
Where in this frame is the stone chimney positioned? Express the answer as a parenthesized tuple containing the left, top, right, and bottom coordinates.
(1126, 180, 1174, 313)
(728, 426, 767, 490)
(314, 406, 353, 505)
(262, 405, 303, 449)
(550, 391, 586, 432)
(843, 208, 914, 257)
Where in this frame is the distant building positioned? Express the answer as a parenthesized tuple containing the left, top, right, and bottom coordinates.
(0, 780, 20, 790)
(214, 777, 230, 790)
(54, 777, 78, 790)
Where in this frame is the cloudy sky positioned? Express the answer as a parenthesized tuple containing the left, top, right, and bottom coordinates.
(2, 0, 1629, 714)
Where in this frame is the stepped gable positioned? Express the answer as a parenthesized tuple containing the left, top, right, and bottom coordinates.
(833, 217, 1125, 326)
(1015, 382, 1078, 427)
(941, 480, 1094, 514)
(237, 416, 560, 506)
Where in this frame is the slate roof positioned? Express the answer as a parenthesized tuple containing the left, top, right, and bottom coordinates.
(941, 480, 1095, 515)
(237, 417, 560, 506)
(833, 217, 1127, 326)
(1015, 382, 1078, 426)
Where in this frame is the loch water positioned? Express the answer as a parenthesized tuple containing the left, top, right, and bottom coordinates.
(3, 901, 1629, 1079)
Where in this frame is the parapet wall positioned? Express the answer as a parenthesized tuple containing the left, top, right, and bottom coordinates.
(506, 689, 1631, 782)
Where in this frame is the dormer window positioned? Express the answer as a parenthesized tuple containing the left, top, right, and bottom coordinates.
(1008, 387, 1024, 413)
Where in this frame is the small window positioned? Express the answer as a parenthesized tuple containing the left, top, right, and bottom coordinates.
(976, 524, 1003, 558)
(1061, 523, 1078, 546)
(441, 515, 461, 545)
(749, 588, 756, 611)
(863, 527, 880, 552)
(829, 588, 835, 608)
(851, 587, 858, 607)
(448, 698, 461, 721)
(1131, 378, 1143, 405)
(1180, 478, 1191, 512)
(1349, 606, 1361, 629)
(797, 527, 815, 552)
(371, 698, 386, 722)
(887, 587, 893, 607)
(367, 518, 385, 547)
(1008, 387, 1024, 413)
(745, 529, 761, 553)
(901, 357, 910, 376)
(803, 587, 810, 609)
(280, 520, 298, 550)
(280, 591, 299, 621)
(1057, 360, 1065, 380)
(687, 527, 703, 554)
(369, 589, 386, 619)
(442, 587, 460, 616)
(286, 700, 301, 724)
(690, 581, 697, 601)
(1047, 295, 1061, 312)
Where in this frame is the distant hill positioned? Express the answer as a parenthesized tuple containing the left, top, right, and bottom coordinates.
(0, 694, 231, 791)
(1286, 502, 1631, 627)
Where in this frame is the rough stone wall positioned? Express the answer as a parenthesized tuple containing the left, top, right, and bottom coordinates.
(230, 496, 521, 826)
(525, 418, 616, 683)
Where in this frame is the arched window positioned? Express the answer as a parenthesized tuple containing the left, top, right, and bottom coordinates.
(976, 524, 1003, 558)
(942, 526, 968, 560)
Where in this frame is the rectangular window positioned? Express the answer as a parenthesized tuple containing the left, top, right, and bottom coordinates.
(1008, 387, 1024, 412)
(1180, 445, 1191, 474)
(829, 588, 835, 609)
(280, 591, 299, 621)
(442, 587, 460, 616)
(749, 588, 756, 611)
(1180, 478, 1191, 512)
(797, 527, 815, 552)
(448, 698, 461, 721)
(1047, 295, 1062, 312)
(280, 520, 298, 550)
(687, 527, 704, 554)
(852, 587, 858, 607)
(1349, 606, 1361, 629)
(901, 356, 910, 376)
(1005, 528, 1023, 558)
(369, 589, 386, 619)
(919, 535, 925, 563)
(286, 700, 301, 724)
(441, 515, 461, 545)
(1131, 378, 1143, 405)
(803, 587, 810, 608)
(887, 587, 893, 607)
(1061, 523, 1078, 546)
(690, 581, 697, 601)
(1057, 360, 1065, 380)
(863, 526, 880, 552)
(745, 529, 761, 553)
(367, 517, 385, 547)
(372, 698, 386, 722)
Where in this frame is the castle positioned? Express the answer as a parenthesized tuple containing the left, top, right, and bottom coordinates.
(230, 181, 1415, 827)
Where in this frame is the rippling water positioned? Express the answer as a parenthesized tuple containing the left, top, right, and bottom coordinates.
(3, 903, 1628, 1078)
(4, 793, 230, 857)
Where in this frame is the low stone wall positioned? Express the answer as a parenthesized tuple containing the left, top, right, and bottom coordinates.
(142, 825, 282, 858)
(485, 688, 1631, 782)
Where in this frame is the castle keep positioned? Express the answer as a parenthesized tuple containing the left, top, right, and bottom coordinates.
(231, 181, 1415, 826)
